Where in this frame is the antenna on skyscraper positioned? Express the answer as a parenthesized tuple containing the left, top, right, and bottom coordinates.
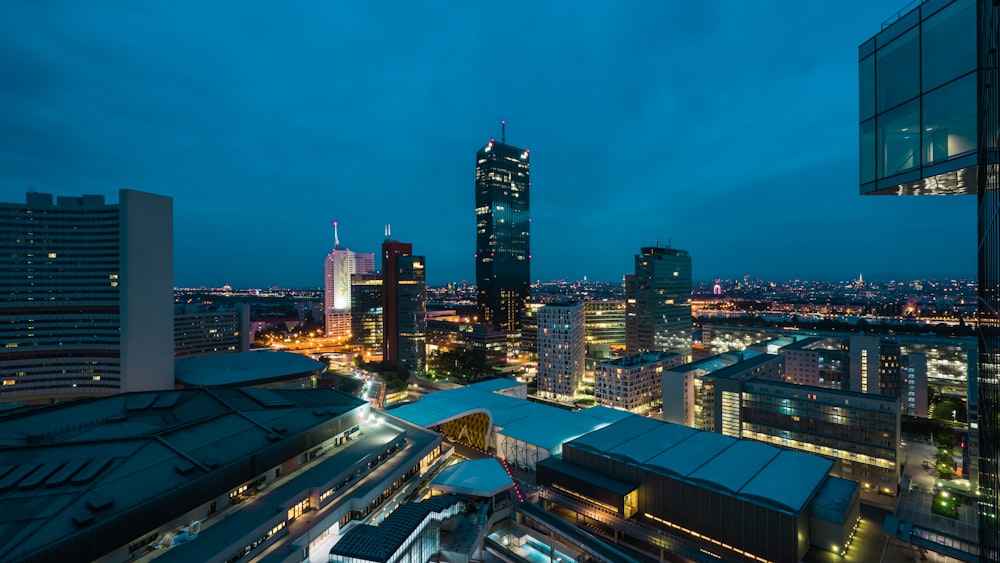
(385, 224, 391, 240)
(501, 120, 506, 144)
(333, 221, 340, 248)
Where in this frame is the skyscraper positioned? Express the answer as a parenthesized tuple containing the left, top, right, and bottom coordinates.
(382, 237, 426, 372)
(625, 245, 692, 359)
(860, 1, 998, 556)
(536, 301, 585, 401)
(323, 222, 374, 339)
(0, 190, 174, 401)
(475, 124, 530, 332)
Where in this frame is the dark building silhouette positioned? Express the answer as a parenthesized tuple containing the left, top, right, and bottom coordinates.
(475, 126, 530, 331)
(859, 1, 998, 558)
(351, 272, 383, 350)
(381, 238, 426, 371)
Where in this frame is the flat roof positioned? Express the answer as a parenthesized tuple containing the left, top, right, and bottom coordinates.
(431, 458, 513, 498)
(810, 476, 859, 525)
(467, 378, 524, 393)
(174, 350, 325, 387)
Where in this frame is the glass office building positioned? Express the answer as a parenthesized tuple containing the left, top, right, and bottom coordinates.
(475, 135, 531, 332)
(860, 1, 999, 558)
(859, 0, 977, 195)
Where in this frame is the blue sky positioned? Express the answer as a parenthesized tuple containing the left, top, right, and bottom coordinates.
(0, 1, 976, 286)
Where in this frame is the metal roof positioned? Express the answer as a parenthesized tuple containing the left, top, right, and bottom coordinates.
(0, 388, 366, 563)
(430, 458, 513, 498)
(566, 417, 836, 516)
(174, 350, 325, 387)
(330, 495, 464, 562)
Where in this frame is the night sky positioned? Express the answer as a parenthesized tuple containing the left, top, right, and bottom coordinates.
(0, 1, 976, 287)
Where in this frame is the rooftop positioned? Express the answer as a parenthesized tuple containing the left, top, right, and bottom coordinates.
(0, 388, 366, 562)
(330, 495, 464, 562)
(390, 380, 630, 452)
(567, 416, 836, 516)
(174, 350, 325, 387)
(431, 458, 513, 498)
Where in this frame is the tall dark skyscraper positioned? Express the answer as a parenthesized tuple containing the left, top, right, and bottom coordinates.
(625, 245, 692, 360)
(381, 237, 426, 372)
(859, 1, 998, 558)
(475, 124, 530, 332)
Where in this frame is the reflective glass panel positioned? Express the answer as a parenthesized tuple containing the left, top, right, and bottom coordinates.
(877, 99, 920, 179)
(861, 118, 876, 183)
(876, 27, 919, 112)
(921, 0, 976, 92)
(860, 55, 875, 120)
(923, 73, 977, 164)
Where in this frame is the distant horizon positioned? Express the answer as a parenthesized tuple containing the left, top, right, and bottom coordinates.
(174, 272, 979, 291)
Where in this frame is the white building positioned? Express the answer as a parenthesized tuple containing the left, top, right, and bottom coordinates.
(323, 222, 374, 338)
(594, 351, 684, 413)
(536, 302, 585, 401)
(0, 190, 174, 401)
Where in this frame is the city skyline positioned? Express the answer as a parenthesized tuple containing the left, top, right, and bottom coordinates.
(0, 1, 976, 287)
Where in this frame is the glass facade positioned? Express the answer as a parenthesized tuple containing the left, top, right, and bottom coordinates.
(475, 139, 530, 332)
(861, 1, 1000, 558)
(859, 0, 977, 195)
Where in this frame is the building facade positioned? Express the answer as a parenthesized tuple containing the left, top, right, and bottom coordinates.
(381, 240, 426, 372)
(625, 246, 692, 359)
(0, 190, 174, 402)
(584, 300, 626, 358)
(351, 273, 383, 352)
(537, 302, 585, 401)
(173, 303, 250, 358)
(740, 380, 901, 506)
(860, 1, 998, 553)
(595, 351, 683, 413)
(475, 133, 530, 332)
(323, 223, 375, 339)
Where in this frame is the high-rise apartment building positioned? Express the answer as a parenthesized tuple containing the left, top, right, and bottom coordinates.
(173, 303, 250, 358)
(860, 1, 998, 554)
(625, 246, 692, 359)
(537, 301, 585, 401)
(0, 190, 174, 401)
(323, 222, 374, 339)
(382, 239, 426, 372)
(475, 129, 530, 332)
(595, 351, 683, 413)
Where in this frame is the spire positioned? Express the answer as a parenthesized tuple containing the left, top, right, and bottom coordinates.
(501, 120, 506, 144)
(333, 220, 340, 249)
(385, 224, 391, 240)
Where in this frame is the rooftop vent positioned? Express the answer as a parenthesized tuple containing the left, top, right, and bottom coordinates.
(86, 496, 113, 512)
(70, 459, 113, 485)
(242, 388, 294, 408)
(174, 462, 196, 475)
(71, 512, 94, 527)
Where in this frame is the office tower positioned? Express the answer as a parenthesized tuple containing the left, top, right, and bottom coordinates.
(351, 273, 383, 351)
(475, 126, 530, 332)
(625, 245, 692, 359)
(860, 1, 998, 554)
(584, 300, 626, 358)
(0, 190, 173, 401)
(382, 238, 426, 371)
(594, 351, 683, 413)
(323, 222, 375, 339)
(536, 301, 585, 400)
